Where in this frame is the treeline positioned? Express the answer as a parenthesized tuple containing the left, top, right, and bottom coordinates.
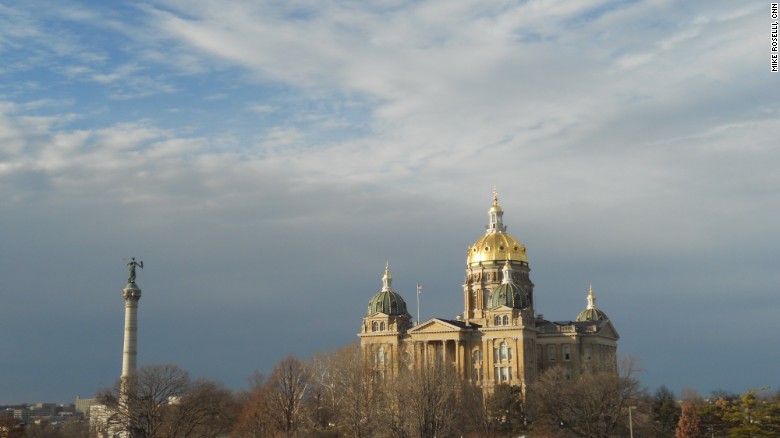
(4, 344, 779, 438)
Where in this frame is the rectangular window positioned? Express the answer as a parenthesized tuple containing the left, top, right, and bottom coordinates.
(563, 345, 571, 362)
(548, 345, 556, 362)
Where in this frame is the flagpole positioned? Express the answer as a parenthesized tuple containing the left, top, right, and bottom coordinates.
(416, 283, 422, 325)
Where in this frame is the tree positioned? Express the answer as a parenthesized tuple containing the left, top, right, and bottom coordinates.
(675, 402, 704, 438)
(233, 372, 275, 438)
(96, 364, 191, 438)
(653, 385, 680, 437)
(0, 416, 25, 438)
(311, 343, 383, 438)
(266, 355, 312, 437)
(389, 361, 459, 438)
(527, 357, 647, 438)
(720, 389, 780, 437)
(160, 379, 238, 438)
(486, 384, 526, 436)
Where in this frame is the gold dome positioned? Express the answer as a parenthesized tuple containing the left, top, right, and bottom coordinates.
(467, 233, 528, 266)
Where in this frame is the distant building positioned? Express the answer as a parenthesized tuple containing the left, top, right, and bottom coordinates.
(359, 193, 618, 391)
(75, 395, 97, 418)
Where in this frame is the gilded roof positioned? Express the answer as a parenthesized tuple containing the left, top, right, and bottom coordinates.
(467, 233, 528, 265)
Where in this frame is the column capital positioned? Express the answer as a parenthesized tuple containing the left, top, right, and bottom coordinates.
(123, 288, 142, 302)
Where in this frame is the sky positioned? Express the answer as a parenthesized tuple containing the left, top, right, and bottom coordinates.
(1, 0, 778, 404)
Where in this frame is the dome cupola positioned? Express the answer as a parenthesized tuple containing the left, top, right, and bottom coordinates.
(367, 263, 409, 316)
(466, 190, 528, 266)
(576, 285, 609, 322)
(488, 260, 530, 309)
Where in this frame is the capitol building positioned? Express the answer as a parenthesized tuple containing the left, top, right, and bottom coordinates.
(358, 193, 618, 390)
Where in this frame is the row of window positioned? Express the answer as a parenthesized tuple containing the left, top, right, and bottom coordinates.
(494, 315, 511, 326)
(466, 271, 530, 282)
(371, 321, 387, 332)
(537, 344, 593, 362)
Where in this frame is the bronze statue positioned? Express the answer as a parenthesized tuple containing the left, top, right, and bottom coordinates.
(127, 257, 144, 284)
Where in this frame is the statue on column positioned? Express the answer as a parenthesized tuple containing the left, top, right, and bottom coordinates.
(127, 257, 144, 284)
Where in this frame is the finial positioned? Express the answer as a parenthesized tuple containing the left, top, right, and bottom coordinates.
(492, 186, 498, 205)
(382, 261, 392, 292)
(586, 284, 596, 309)
(501, 260, 513, 284)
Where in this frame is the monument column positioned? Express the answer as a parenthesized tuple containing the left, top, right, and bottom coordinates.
(121, 258, 143, 398)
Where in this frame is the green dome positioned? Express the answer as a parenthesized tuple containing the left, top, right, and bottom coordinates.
(488, 283, 529, 309)
(368, 290, 408, 316)
(576, 307, 608, 322)
(576, 285, 609, 321)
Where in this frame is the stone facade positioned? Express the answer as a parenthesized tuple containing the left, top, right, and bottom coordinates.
(358, 193, 618, 391)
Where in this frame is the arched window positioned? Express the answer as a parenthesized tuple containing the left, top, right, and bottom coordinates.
(372, 321, 378, 332)
(494, 315, 501, 326)
(380, 321, 386, 331)
(472, 350, 482, 382)
(502, 315, 509, 326)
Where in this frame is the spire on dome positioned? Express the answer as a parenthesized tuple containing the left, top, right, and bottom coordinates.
(587, 284, 596, 309)
(382, 261, 393, 292)
(576, 284, 609, 322)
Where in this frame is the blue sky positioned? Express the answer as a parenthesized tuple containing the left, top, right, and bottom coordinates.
(1, 0, 778, 404)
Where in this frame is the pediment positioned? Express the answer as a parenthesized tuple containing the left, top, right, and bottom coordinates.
(408, 318, 466, 334)
(489, 305, 514, 312)
(597, 320, 620, 340)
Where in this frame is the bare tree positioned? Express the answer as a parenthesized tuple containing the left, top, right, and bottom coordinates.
(527, 357, 647, 438)
(161, 379, 237, 438)
(96, 364, 191, 438)
(311, 343, 383, 438)
(233, 373, 275, 438)
(390, 361, 459, 438)
(266, 356, 312, 437)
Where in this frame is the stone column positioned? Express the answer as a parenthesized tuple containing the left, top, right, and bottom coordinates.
(120, 283, 142, 408)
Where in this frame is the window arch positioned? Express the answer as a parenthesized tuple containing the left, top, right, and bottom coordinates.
(380, 321, 386, 331)
(371, 321, 378, 332)
(494, 315, 501, 326)
(502, 315, 509, 326)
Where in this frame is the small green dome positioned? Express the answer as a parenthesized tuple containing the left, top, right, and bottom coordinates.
(576, 307, 609, 322)
(488, 283, 529, 309)
(576, 285, 609, 321)
(368, 290, 408, 316)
